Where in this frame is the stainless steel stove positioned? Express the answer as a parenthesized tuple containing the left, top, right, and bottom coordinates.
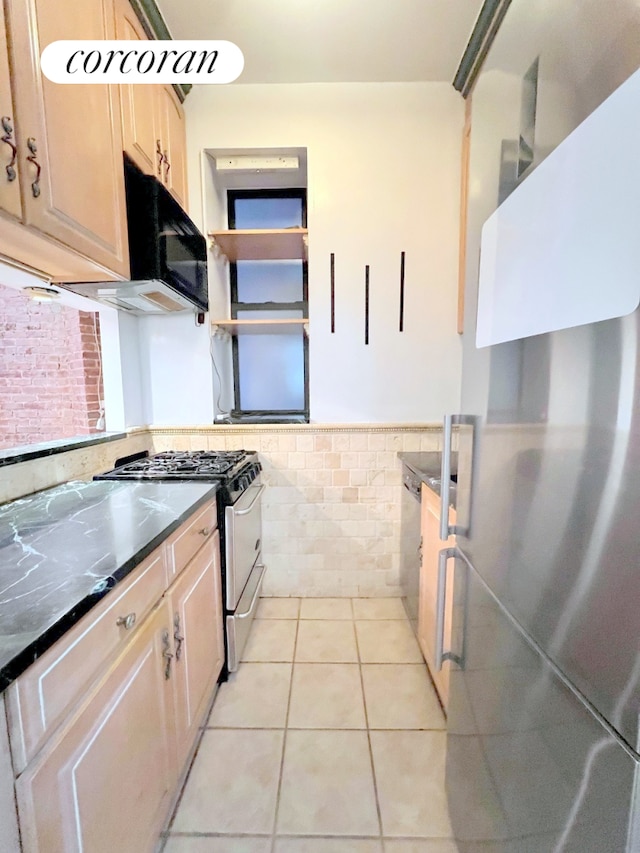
(96, 449, 265, 676)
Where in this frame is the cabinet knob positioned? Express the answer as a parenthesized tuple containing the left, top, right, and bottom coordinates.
(1, 117, 17, 182)
(198, 526, 212, 537)
(116, 612, 137, 630)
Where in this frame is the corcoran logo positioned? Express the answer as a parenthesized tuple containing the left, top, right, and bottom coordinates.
(40, 40, 244, 84)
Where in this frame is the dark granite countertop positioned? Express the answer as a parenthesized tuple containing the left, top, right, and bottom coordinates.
(0, 479, 218, 692)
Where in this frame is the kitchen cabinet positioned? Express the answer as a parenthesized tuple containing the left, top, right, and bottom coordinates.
(0, 695, 20, 853)
(16, 600, 177, 853)
(5, 495, 224, 853)
(6, 549, 167, 774)
(418, 483, 456, 710)
(169, 529, 224, 766)
(114, 0, 188, 209)
(0, 0, 20, 222)
(5, 0, 129, 279)
(115, 0, 158, 177)
(157, 83, 188, 209)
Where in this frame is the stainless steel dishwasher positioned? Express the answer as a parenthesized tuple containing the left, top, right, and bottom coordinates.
(399, 463, 422, 635)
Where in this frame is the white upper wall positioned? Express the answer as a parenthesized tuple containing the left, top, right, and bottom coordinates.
(186, 82, 464, 423)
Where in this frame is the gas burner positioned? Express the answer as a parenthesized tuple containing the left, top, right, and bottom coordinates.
(96, 449, 260, 490)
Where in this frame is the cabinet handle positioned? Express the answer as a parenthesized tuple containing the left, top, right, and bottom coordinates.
(116, 612, 136, 630)
(156, 139, 164, 176)
(198, 526, 212, 537)
(163, 149, 170, 181)
(26, 137, 41, 198)
(161, 629, 174, 680)
(173, 612, 184, 662)
(1, 117, 17, 182)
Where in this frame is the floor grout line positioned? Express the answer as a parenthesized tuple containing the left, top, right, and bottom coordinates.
(270, 615, 300, 853)
(354, 612, 385, 845)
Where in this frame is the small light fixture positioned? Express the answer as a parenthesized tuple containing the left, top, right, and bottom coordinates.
(215, 155, 299, 172)
(23, 285, 61, 302)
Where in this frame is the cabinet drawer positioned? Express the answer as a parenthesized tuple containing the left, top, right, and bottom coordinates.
(165, 498, 217, 580)
(6, 548, 166, 773)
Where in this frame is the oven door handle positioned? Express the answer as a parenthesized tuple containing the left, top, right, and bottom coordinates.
(236, 564, 267, 618)
(233, 484, 265, 516)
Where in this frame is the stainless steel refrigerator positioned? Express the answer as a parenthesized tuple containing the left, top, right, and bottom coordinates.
(445, 1, 640, 850)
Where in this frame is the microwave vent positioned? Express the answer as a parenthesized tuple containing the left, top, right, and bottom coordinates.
(141, 291, 186, 311)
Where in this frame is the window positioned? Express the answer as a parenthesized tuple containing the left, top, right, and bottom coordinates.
(228, 189, 309, 422)
(0, 282, 104, 450)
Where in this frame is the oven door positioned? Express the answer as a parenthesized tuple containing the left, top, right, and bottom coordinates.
(225, 477, 264, 610)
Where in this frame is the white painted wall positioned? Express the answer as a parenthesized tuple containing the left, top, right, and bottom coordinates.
(135, 313, 214, 425)
(185, 82, 464, 423)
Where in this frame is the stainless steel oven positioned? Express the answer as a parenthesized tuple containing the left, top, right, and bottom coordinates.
(225, 476, 266, 672)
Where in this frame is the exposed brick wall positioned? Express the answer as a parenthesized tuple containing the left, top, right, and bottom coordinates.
(0, 284, 104, 449)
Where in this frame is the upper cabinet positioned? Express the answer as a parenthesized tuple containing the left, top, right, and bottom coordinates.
(114, 0, 188, 210)
(0, 0, 189, 283)
(157, 83, 188, 209)
(5, 0, 130, 278)
(0, 1, 21, 222)
(115, 0, 158, 177)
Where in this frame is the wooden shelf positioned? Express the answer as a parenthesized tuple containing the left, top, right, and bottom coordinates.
(208, 228, 308, 261)
(211, 318, 309, 336)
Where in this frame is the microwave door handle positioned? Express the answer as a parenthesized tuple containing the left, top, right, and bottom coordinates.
(233, 484, 265, 517)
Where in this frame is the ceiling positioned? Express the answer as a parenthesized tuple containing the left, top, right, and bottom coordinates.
(154, 0, 484, 85)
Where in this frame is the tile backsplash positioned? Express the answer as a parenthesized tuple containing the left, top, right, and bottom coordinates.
(152, 425, 443, 598)
(0, 431, 152, 505)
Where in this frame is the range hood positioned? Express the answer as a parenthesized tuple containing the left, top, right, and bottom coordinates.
(63, 278, 200, 315)
(61, 157, 208, 316)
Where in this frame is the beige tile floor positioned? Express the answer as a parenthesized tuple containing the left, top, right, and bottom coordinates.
(164, 597, 457, 853)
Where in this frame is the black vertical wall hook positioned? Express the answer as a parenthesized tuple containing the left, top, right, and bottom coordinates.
(399, 251, 406, 332)
(365, 265, 370, 345)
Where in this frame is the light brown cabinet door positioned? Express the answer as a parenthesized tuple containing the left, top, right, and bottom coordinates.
(115, 0, 159, 177)
(0, 696, 20, 853)
(169, 530, 224, 765)
(16, 600, 177, 853)
(6, 0, 129, 277)
(418, 484, 456, 710)
(157, 83, 188, 210)
(0, 1, 20, 221)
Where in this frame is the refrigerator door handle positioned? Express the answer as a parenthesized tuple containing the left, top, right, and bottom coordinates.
(440, 413, 476, 541)
(436, 546, 464, 670)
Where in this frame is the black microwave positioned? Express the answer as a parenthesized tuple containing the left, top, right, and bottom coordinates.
(123, 155, 208, 312)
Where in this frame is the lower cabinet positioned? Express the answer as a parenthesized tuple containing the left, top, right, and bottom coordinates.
(15, 600, 177, 853)
(169, 529, 224, 767)
(417, 483, 456, 710)
(0, 695, 20, 853)
(8, 498, 224, 853)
